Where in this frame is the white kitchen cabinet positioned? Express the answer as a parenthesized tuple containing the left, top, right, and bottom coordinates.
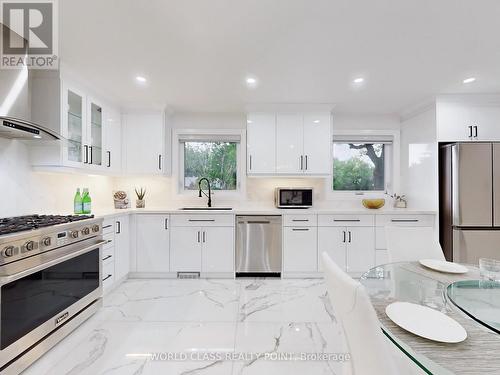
(276, 114, 303, 174)
(303, 114, 331, 174)
(283, 226, 318, 272)
(318, 227, 346, 271)
(170, 226, 201, 272)
(122, 112, 166, 175)
(103, 106, 122, 173)
(114, 215, 130, 281)
(135, 215, 170, 273)
(247, 113, 276, 174)
(246, 112, 331, 176)
(170, 214, 234, 275)
(345, 227, 375, 275)
(63, 84, 87, 167)
(201, 227, 234, 273)
(437, 100, 500, 142)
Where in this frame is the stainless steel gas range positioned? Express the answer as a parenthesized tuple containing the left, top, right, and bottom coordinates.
(0, 215, 106, 375)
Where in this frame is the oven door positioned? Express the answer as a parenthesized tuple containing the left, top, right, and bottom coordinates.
(276, 189, 313, 208)
(0, 238, 106, 368)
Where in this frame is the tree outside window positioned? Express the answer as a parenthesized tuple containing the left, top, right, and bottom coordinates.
(184, 141, 237, 190)
(333, 143, 385, 191)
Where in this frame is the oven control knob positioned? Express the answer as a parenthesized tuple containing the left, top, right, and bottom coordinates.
(70, 231, 79, 239)
(25, 241, 35, 251)
(2, 246, 14, 257)
(92, 224, 100, 233)
(82, 227, 90, 235)
(42, 237, 52, 247)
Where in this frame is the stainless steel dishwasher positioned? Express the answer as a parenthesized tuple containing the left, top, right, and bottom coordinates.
(236, 215, 282, 276)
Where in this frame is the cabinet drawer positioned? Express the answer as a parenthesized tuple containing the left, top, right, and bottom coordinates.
(375, 214, 435, 227)
(318, 214, 374, 227)
(170, 214, 234, 227)
(283, 214, 317, 227)
(102, 262, 114, 290)
(102, 219, 115, 234)
(103, 232, 114, 248)
(102, 246, 114, 264)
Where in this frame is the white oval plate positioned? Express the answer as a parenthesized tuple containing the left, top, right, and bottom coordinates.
(419, 259, 468, 274)
(386, 302, 467, 343)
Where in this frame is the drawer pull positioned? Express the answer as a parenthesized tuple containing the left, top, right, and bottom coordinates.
(292, 228, 310, 231)
(188, 219, 216, 222)
(103, 225, 113, 229)
(391, 219, 419, 222)
(292, 219, 309, 222)
(333, 219, 361, 222)
(102, 255, 112, 261)
(102, 274, 112, 282)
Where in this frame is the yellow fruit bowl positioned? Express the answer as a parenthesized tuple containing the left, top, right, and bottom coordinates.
(362, 199, 385, 209)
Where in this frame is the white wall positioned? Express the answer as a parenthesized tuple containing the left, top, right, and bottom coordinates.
(400, 108, 439, 210)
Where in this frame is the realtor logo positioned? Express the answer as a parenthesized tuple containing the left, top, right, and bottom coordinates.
(0, 0, 58, 69)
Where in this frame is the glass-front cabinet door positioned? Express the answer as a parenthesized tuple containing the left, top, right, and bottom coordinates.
(65, 88, 86, 165)
(88, 99, 103, 167)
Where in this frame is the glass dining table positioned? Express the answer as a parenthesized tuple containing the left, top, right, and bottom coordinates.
(360, 262, 500, 375)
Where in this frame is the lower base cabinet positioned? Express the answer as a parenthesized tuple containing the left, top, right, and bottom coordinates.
(170, 223, 234, 274)
(135, 214, 170, 273)
(318, 227, 347, 271)
(283, 227, 318, 272)
(114, 215, 130, 280)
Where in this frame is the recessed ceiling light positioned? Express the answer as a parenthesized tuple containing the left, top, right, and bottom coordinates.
(247, 120, 253, 124)
(463, 77, 476, 84)
(353, 77, 364, 84)
(135, 76, 147, 83)
(245, 76, 258, 88)
(313, 120, 320, 124)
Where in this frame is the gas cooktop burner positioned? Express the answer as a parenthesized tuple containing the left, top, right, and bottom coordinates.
(0, 214, 95, 236)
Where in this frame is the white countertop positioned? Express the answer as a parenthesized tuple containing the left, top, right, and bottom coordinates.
(92, 206, 437, 219)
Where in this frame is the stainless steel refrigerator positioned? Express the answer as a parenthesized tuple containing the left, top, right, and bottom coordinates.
(439, 143, 500, 264)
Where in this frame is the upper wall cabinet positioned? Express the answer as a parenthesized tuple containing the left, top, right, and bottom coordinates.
(247, 113, 276, 174)
(247, 112, 331, 176)
(30, 72, 122, 174)
(437, 98, 500, 142)
(122, 112, 170, 176)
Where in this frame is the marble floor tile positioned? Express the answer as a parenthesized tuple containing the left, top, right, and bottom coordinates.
(23, 278, 346, 375)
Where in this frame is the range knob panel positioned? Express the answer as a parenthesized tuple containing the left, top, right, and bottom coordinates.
(70, 231, 79, 239)
(42, 237, 52, 247)
(25, 241, 35, 251)
(82, 227, 90, 235)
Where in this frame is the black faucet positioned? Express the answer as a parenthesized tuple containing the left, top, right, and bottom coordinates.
(198, 178, 212, 207)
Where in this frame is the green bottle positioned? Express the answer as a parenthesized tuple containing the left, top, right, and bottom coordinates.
(82, 188, 92, 214)
(74, 188, 83, 214)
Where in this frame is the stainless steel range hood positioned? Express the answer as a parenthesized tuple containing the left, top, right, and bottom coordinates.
(0, 25, 62, 141)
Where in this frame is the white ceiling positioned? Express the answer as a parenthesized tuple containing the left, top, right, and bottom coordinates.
(60, 0, 500, 114)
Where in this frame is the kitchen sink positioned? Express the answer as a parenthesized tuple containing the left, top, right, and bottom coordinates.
(179, 207, 233, 211)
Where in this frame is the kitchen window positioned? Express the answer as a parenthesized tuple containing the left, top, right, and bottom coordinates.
(177, 131, 244, 194)
(332, 136, 393, 193)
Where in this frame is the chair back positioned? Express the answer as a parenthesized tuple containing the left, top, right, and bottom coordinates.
(321, 252, 399, 375)
(385, 226, 445, 263)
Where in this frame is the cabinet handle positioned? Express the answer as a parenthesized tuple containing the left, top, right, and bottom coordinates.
(102, 274, 112, 282)
(197, 231, 201, 243)
(115, 221, 121, 234)
(165, 218, 168, 230)
(158, 154, 162, 170)
(188, 219, 215, 222)
(292, 228, 309, 231)
(202, 231, 206, 243)
(473, 125, 478, 138)
(292, 219, 309, 222)
(102, 255, 112, 261)
(84, 145, 88, 163)
(334, 219, 360, 222)
(107, 151, 111, 168)
(343, 231, 346, 243)
(300, 155, 303, 170)
(103, 224, 113, 229)
(89, 146, 93, 164)
(348, 231, 352, 243)
(305, 155, 308, 170)
(247, 220, 270, 224)
(468, 126, 473, 138)
(249, 155, 252, 170)
(391, 219, 418, 222)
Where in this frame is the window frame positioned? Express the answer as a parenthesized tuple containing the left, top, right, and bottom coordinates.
(173, 129, 246, 200)
(326, 129, 400, 200)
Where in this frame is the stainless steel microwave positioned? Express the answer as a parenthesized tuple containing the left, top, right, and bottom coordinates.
(275, 188, 313, 209)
